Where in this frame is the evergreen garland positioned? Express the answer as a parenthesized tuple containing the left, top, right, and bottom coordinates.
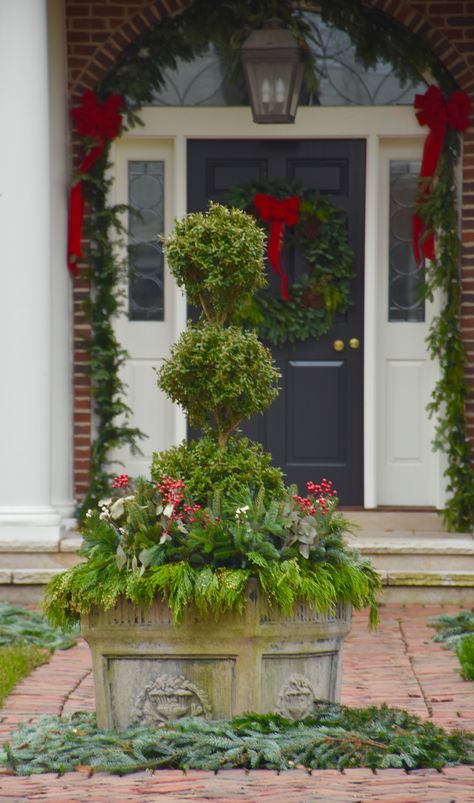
(416, 129, 474, 531)
(76, 0, 467, 521)
(1, 706, 472, 775)
(77, 155, 144, 515)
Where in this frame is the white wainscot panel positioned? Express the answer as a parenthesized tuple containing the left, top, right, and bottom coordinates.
(113, 361, 177, 479)
(386, 360, 423, 464)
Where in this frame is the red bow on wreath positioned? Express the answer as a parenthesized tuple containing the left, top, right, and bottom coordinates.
(67, 91, 123, 275)
(413, 85, 471, 264)
(253, 193, 300, 300)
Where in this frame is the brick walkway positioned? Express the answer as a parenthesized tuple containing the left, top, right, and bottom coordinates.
(1, 603, 474, 801)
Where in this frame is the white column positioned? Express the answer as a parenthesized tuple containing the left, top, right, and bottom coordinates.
(0, 0, 61, 542)
(49, 0, 76, 521)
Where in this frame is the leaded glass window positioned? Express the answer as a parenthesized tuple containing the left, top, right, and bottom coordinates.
(128, 161, 164, 321)
(148, 11, 426, 108)
(388, 160, 425, 323)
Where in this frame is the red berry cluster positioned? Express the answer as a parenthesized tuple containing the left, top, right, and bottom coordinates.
(157, 476, 185, 508)
(291, 494, 318, 515)
(307, 478, 338, 515)
(292, 478, 338, 516)
(307, 478, 337, 498)
(112, 473, 129, 489)
(157, 476, 202, 526)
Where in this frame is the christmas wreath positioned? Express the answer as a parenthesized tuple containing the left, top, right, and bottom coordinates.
(225, 179, 354, 346)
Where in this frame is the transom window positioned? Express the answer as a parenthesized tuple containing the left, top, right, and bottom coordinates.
(148, 11, 426, 108)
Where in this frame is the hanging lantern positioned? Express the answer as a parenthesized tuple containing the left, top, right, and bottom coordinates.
(241, 18, 305, 124)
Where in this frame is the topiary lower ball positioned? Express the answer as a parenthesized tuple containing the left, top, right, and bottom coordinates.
(151, 434, 285, 507)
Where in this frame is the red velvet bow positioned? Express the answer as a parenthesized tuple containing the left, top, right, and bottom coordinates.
(413, 85, 471, 264)
(253, 193, 300, 300)
(67, 91, 123, 275)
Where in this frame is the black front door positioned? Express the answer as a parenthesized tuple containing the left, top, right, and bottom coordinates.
(187, 139, 366, 505)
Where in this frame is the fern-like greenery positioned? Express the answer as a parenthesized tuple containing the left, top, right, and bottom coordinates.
(1, 705, 472, 776)
(44, 547, 379, 630)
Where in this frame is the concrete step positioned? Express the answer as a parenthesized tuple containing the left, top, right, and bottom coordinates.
(344, 511, 474, 603)
(0, 528, 83, 603)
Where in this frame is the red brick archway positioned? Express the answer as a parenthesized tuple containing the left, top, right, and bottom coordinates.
(66, 1, 474, 101)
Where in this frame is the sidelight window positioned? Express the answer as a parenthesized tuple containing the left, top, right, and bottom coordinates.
(388, 160, 425, 323)
(128, 160, 165, 321)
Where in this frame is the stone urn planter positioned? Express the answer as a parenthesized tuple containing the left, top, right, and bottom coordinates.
(44, 204, 378, 737)
(81, 582, 352, 731)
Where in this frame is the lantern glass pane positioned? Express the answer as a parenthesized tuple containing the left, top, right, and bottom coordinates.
(244, 60, 295, 119)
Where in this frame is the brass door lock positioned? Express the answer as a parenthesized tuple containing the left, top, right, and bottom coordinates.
(333, 339, 344, 352)
(349, 338, 360, 349)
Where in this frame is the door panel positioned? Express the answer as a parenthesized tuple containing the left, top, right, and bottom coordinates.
(376, 141, 440, 505)
(187, 139, 365, 505)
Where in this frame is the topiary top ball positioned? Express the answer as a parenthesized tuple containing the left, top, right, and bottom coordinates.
(163, 202, 267, 324)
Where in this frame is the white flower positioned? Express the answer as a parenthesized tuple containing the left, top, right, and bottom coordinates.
(235, 505, 250, 519)
(85, 509, 93, 518)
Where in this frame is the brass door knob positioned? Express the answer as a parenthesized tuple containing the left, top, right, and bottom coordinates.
(349, 338, 360, 349)
(333, 339, 344, 352)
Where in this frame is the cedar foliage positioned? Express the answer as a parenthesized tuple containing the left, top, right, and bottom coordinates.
(44, 550, 379, 630)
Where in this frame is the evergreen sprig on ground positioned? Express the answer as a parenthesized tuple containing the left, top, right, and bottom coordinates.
(431, 609, 474, 681)
(0, 604, 78, 651)
(1, 706, 472, 776)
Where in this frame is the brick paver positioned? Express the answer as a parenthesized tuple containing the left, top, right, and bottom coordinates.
(1, 603, 474, 801)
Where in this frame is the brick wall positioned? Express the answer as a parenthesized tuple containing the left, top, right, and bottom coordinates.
(65, 0, 474, 502)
